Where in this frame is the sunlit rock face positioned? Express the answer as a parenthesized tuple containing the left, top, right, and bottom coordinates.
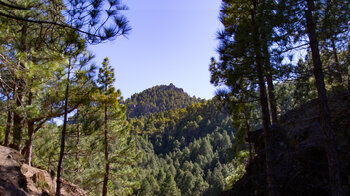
(0, 145, 88, 196)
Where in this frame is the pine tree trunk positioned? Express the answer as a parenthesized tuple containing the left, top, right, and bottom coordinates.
(4, 110, 12, 147)
(263, 41, 278, 124)
(251, 0, 277, 195)
(12, 21, 28, 152)
(102, 103, 109, 196)
(331, 38, 343, 84)
(25, 120, 34, 166)
(260, 0, 278, 124)
(76, 109, 80, 161)
(13, 85, 24, 151)
(267, 74, 278, 124)
(23, 91, 34, 165)
(56, 60, 71, 196)
(5, 78, 15, 147)
(305, 1, 343, 195)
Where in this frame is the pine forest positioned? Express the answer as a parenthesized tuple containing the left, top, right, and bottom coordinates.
(0, 0, 349, 196)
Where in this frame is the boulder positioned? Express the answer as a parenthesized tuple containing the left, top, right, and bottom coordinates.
(0, 145, 88, 196)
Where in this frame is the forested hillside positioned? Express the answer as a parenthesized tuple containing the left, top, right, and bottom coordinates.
(30, 85, 237, 196)
(124, 84, 201, 118)
(0, 0, 349, 196)
(125, 84, 238, 195)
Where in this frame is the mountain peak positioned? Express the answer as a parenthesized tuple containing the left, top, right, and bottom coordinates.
(125, 84, 200, 118)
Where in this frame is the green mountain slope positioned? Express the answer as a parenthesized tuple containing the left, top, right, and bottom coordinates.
(125, 83, 201, 118)
(127, 85, 237, 196)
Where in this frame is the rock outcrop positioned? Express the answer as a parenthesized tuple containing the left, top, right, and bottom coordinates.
(221, 92, 350, 195)
(0, 145, 87, 196)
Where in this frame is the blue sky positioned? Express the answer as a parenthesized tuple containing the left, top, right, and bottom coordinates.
(89, 0, 222, 100)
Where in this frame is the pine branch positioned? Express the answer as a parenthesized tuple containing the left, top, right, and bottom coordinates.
(0, 1, 30, 10)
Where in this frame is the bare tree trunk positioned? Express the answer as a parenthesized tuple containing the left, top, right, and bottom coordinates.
(263, 38, 278, 124)
(76, 109, 80, 161)
(305, 1, 343, 195)
(260, 0, 278, 124)
(5, 83, 15, 147)
(24, 91, 34, 165)
(251, 1, 277, 195)
(102, 103, 109, 196)
(263, 42, 278, 124)
(25, 120, 34, 166)
(331, 38, 343, 84)
(13, 83, 24, 151)
(56, 59, 71, 196)
(267, 74, 278, 124)
(4, 110, 12, 147)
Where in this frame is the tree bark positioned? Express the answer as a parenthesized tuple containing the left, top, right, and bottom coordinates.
(260, 0, 278, 124)
(24, 91, 34, 165)
(5, 83, 15, 147)
(76, 109, 80, 161)
(262, 40, 278, 124)
(4, 110, 12, 147)
(267, 74, 278, 124)
(251, 0, 277, 195)
(305, 1, 343, 195)
(331, 38, 343, 84)
(13, 83, 24, 151)
(25, 120, 34, 166)
(56, 59, 71, 196)
(12, 21, 28, 152)
(102, 102, 109, 196)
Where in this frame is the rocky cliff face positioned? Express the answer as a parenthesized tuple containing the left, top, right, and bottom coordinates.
(0, 145, 87, 196)
(221, 92, 350, 196)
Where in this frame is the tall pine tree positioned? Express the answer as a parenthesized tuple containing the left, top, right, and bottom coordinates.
(97, 57, 140, 195)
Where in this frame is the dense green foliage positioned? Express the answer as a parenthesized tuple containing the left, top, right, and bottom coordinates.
(126, 87, 237, 195)
(0, 0, 349, 195)
(30, 59, 140, 195)
(0, 0, 138, 195)
(32, 105, 140, 195)
(125, 83, 201, 118)
(29, 85, 238, 196)
(211, 0, 349, 195)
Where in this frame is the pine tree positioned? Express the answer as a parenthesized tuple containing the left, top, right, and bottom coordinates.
(98, 57, 117, 196)
(211, 1, 279, 194)
(0, 0, 131, 152)
(160, 172, 181, 196)
(304, 0, 343, 194)
(97, 57, 140, 195)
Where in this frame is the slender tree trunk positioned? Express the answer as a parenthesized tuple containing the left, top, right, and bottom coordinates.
(25, 120, 34, 166)
(4, 110, 12, 147)
(251, 0, 277, 195)
(24, 91, 34, 165)
(12, 21, 28, 152)
(266, 74, 278, 124)
(305, 1, 343, 195)
(102, 103, 109, 196)
(260, 0, 278, 124)
(13, 83, 24, 151)
(56, 59, 71, 196)
(5, 75, 15, 147)
(331, 38, 343, 84)
(76, 109, 80, 161)
(262, 41, 278, 124)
